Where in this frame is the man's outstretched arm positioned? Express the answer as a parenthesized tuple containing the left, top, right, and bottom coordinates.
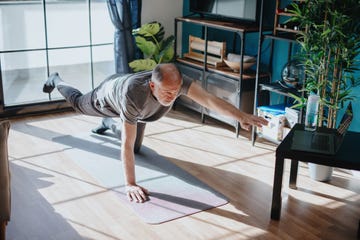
(186, 82, 268, 130)
(121, 121, 149, 202)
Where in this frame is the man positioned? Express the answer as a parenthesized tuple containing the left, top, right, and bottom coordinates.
(43, 63, 268, 203)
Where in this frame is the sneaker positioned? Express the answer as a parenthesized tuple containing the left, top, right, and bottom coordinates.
(42, 72, 59, 93)
(91, 118, 110, 134)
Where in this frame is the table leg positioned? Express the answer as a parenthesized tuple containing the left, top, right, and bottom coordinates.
(271, 156, 284, 220)
(289, 160, 298, 189)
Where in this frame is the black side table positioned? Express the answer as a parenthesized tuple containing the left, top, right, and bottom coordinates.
(270, 124, 360, 237)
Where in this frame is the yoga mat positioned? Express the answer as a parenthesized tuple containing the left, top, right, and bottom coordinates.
(53, 133, 228, 224)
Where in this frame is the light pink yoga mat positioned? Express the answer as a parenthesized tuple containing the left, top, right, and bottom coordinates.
(53, 133, 228, 224)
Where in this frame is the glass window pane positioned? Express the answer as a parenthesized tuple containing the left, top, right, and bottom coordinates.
(0, 0, 117, 111)
(46, 0, 90, 48)
(48, 47, 92, 100)
(1, 51, 48, 106)
(91, 0, 113, 45)
(0, 1, 46, 51)
(92, 45, 115, 87)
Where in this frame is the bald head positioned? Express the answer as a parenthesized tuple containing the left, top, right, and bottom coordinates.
(151, 63, 182, 85)
(149, 63, 183, 106)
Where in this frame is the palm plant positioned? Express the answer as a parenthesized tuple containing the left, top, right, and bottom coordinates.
(289, 0, 360, 128)
(129, 21, 175, 72)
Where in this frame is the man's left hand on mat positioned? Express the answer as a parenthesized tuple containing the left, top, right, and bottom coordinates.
(125, 184, 149, 203)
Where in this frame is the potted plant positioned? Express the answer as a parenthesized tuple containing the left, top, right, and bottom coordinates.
(288, 0, 360, 181)
(129, 21, 175, 72)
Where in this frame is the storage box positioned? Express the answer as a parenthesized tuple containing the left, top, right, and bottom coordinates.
(285, 107, 300, 128)
(257, 105, 286, 142)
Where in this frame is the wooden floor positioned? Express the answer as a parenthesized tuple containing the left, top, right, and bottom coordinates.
(5, 106, 360, 240)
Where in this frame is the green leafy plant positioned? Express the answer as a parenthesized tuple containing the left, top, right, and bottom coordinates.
(129, 21, 175, 72)
(288, 0, 360, 128)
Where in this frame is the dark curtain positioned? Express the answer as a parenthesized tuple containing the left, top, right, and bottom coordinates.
(106, 0, 142, 74)
(129, 0, 142, 60)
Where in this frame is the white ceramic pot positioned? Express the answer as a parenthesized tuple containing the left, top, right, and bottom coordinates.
(352, 170, 360, 179)
(308, 163, 333, 182)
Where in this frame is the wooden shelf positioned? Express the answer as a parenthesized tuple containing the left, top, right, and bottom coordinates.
(177, 58, 270, 81)
(183, 52, 224, 67)
(176, 16, 271, 33)
(264, 33, 298, 42)
(275, 27, 302, 34)
(276, 12, 296, 17)
(259, 81, 301, 98)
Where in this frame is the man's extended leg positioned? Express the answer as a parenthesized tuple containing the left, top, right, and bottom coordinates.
(43, 73, 61, 93)
(43, 73, 144, 152)
(43, 73, 118, 117)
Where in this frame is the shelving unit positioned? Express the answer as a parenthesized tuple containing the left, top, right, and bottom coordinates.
(175, 17, 267, 81)
(174, 15, 271, 137)
(273, 0, 306, 36)
(251, 35, 303, 145)
(259, 81, 301, 98)
(252, 0, 305, 146)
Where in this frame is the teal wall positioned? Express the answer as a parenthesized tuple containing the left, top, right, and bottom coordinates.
(182, 0, 359, 132)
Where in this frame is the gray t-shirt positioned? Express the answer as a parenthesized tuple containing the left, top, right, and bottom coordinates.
(96, 71, 192, 124)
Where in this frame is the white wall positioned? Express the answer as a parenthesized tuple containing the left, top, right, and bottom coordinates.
(141, 0, 183, 39)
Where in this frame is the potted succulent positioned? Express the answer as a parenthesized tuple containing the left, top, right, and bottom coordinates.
(288, 0, 360, 181)
(129, 21, 175, 72)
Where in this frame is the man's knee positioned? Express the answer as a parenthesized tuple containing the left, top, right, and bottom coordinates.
(134, 144, 142, 153)
(134, 122, 146, 153)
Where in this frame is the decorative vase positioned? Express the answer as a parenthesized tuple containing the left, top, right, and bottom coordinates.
(308, 163, 333, 182)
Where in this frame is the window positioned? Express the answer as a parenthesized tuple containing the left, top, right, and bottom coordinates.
(0, 0, 114, 110)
